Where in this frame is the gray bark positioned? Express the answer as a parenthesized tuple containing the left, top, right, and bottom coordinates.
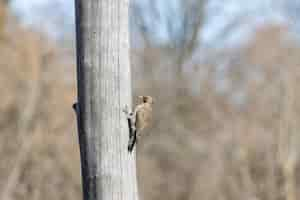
(74, 0, 139, 200)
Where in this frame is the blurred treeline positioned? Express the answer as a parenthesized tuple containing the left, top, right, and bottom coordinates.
(0, 1, 80, 200)
(1, 0, 300, 200)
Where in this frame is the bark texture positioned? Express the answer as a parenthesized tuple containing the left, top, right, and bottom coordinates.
(74, 0, 139, 200)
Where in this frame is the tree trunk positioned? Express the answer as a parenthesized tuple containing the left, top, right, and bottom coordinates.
(74, 0, 139, 200)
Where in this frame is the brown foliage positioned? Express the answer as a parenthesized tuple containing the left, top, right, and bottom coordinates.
(1, 7, 300, 200)
(0, 13, 80, 200)
(134, 24, 300, 200)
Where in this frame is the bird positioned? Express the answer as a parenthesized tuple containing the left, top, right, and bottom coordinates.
(125, 96, 154, 152)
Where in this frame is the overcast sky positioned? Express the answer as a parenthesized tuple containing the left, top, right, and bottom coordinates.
(10, 0, 300, 47)
(11, 0, 74, 39)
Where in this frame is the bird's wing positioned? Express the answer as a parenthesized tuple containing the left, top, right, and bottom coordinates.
(135, 105, 152, 131)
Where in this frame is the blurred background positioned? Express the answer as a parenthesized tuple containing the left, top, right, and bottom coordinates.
(1, 0, 300, 200)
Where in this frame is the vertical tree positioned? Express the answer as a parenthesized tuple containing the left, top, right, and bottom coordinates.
(74, 0, 139, 200)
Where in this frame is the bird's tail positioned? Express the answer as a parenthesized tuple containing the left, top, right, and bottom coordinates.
(128, 130, 137, 152)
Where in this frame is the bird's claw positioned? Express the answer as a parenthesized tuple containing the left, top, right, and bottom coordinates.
(123, 105, 129, 114)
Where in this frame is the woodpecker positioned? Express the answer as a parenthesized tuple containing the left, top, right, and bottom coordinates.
(124, 96, 154, 152)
